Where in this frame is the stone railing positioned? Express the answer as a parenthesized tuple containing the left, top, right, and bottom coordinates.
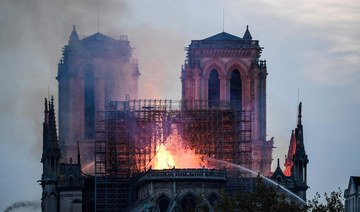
(137, 168, 227, 184)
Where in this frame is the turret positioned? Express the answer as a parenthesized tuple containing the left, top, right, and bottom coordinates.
(243, 25, 252, 40)
(291, 102, 309, 201)
(40, 96, 61, 212)
(69, 25, 79, 44)
(41, 96, 61, 178)
(293, 102, 308, 182)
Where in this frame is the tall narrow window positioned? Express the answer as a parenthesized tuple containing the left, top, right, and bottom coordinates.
(230, 69, 242, 110)
(84, 70, 95, 139)
(208, 69, 220, 107)
(180, 194, 197, 212)
(105, 72, 115, 105)
(158, 195, 170, 212)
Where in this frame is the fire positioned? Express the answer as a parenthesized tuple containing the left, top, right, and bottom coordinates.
(82, 162, 94, 174)
(152, 128, 205, 169)
(154, 143, 176, 169)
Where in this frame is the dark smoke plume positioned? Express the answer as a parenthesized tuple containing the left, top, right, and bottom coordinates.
(4, 201, 40, 212)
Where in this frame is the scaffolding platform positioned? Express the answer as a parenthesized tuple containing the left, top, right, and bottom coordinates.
(94, 99, 253, 211)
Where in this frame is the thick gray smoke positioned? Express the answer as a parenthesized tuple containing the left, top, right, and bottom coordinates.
(0, 0, 359, 208)
(4, 201, 40, 212)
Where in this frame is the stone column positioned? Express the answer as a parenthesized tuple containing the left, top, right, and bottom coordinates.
(220, 74, 226, 101)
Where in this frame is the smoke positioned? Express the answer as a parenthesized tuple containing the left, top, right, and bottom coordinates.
(0, 0, 359, 208)
(0, 0, 130, 207)
(4, 201, 40, 212)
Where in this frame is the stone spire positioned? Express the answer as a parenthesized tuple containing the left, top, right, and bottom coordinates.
(69, 25, 79, 43)
(295, 102, 306, 155)
(40, 96, 61, 212)
(243, 25, 252, 40)
(42, 96, 60, 161)
(292, 102, 309, 201)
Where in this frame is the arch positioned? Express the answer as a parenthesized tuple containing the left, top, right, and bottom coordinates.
(84, 69, 95, 139)
(78, 63, 99, 78)
(230, 69, 242, 110)
(202, 59, 225, 78)
(179, 193, 197, 212)
(157, 194, 171, 212)
(208, 69, 220, 107)
(225, 59, 249, 78)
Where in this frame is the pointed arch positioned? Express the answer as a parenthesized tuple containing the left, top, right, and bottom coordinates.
(79, 62, 100, 78)
(157, 194, 171, 212)
(225, 59, 249, 78)
(202, 59, 225, 77)
(179, 193, 197, 212)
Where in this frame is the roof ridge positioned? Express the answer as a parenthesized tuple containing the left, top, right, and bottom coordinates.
(203, 32, 243, 41)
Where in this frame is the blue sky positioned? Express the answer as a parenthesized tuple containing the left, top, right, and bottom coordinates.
(0, 0, 359, 209)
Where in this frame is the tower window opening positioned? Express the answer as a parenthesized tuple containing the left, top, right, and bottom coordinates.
(208, 69, 220, 107)
(230, 69, 242, 110)
(84, 69, 95, 139)
(105, 72, 115, 104)
(158, 195, 170, 212)
(180, 194, 197, 212)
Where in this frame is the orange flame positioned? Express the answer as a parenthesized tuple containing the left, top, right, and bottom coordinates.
(152, 128, 205, 169)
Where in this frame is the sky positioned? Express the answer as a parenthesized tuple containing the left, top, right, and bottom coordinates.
(0, 0, 359, 210)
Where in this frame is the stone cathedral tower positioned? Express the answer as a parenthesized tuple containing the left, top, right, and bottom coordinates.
(57, 26, 140, 164)
(181, 26, 272, 174)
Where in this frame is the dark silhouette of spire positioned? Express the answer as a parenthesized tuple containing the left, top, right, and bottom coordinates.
(243, 25, 253, 40)
(69, 25, 79, 43)
(297, 102, 302, 126)
(295, 102, 305, 154)
(292, 102, 308, 200)
(42, 96, 60, 162)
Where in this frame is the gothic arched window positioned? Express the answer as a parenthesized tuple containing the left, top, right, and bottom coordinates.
(208, 69, 220, 107)
(157, 195, 170, 212)
(230, 69, 242, 110)
(84, 69, 95, 139)
(180, 194, 197, 212)
(105, 72, 115, 104)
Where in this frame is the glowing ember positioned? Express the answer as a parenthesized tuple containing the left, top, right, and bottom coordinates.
(152, 128, 205, 169)
(82, 162, 94, 174)
(284, 130, 296, 176)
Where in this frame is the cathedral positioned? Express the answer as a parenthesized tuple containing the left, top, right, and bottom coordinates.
(39, 26, 308, 211)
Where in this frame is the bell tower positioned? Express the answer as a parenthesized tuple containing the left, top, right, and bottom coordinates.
(57, 26, 140, 165)
(181, 26, 272, 174)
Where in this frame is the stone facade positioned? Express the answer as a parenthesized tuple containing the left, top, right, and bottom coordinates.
(345, 176, 360, 212)
(40, 26, 309, 211)
(57, 26, 140, 164)
(128, 169, 226, 211)
(181, 27, 272, 175)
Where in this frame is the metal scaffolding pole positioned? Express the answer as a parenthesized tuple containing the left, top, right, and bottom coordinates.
(95, 100, 253, 211)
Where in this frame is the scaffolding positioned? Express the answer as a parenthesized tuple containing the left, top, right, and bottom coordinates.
(94, 99, 253, 211)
